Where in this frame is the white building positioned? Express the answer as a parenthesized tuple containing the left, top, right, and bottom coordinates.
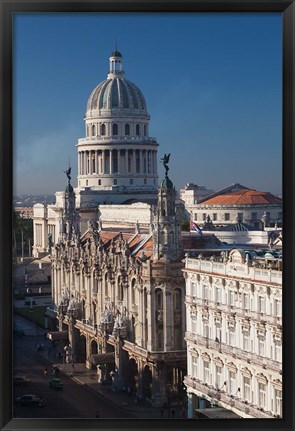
(187, 183, 282, 230)
(33, 49, 159, 257)
(179, 183, 215, 205)
(183, 248, 282, 419)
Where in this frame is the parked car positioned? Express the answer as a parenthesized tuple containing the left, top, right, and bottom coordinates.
(15, 394, 45, 407)
(49, 378, 63, 390)
(13, 375, 31, 386)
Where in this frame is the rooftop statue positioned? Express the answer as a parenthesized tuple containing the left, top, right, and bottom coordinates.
(160, 153, 170, 176)
(64, 166, 71, 182)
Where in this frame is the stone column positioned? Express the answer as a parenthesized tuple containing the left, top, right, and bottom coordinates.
(102, 150, 105, 174)
(164, 290, 173, 350)
(146, 287, 154, 351)
(95, 150, 98, 174)
(133, 150, 137, 174)
(125, 150, 128, 174)
(109, 150, 113, 174)
(117, 149, 121, 174)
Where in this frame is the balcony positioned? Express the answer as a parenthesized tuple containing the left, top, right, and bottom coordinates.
(185, 332, 281, 372)
(184, 376, 272, 418)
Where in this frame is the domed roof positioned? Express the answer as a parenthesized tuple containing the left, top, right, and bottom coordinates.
(86, 50, 148, 117)
(201, 189, 282, 205)
(111, 49, 122, 57)
(86, 78, 148, 115)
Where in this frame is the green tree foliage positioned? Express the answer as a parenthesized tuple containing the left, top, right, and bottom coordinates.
(13, 211, 33, 261)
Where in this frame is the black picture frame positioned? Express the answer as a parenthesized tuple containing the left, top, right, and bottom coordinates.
(1, 1, 294, 430)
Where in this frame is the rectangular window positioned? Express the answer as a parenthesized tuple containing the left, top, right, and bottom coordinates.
(243, 334, 250, 351)
(224, 213, 230, 221)
(243, 293, 250, 310)
(258, 296, 266, 313)
(203, 213, 207, 221)
(215, 365, 222, 389)
(229, 371, 236, 396)
(274, 389, 282, 417)
(251, 212, 257, 221)
(229, 330, 235, 347)
(203, 361, 210, 383)
(243, 377, 251, 402)
(258, 339, 265, 356)
(203, 323, 209, 338)
(274, 299, 282, 317)
(192, 356, 198, 378)
(194, 213, 198, 221)
(237, 212, 243, 222)
(215, 287, 221, 303)
(258, 383, 266, 409)
(229, 290, 235, 306)
(274, 342, 282, 362)
(213, 213, 217, 221)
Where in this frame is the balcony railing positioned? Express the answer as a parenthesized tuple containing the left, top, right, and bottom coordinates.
(184, 376, 273, 418)
(185, 332, 281, 372)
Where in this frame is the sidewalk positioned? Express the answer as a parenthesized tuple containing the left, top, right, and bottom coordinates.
(15, 316, 181, 419)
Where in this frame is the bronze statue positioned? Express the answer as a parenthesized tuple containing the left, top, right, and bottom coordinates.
(64, 166, 71, 181)
(160, 153, 170, 175)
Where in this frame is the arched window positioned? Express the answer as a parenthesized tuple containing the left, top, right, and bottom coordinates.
(144, 125, 147, 136)
(113, 123, 118, 135)
(101, 124, 106, 136)
(92, 124, 96, 136)
(125, 124, 130, 135)
(98, 179, 101, 185)
(173, 288, 181, 311)
(155, 289, 163, 310)
(136, 124, 140, 136)
(131, 278, 136, 304)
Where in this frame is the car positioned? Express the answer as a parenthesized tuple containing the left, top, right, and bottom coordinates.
(49, 378, 63, 389)
(13, 375, 31, 386)
(14, 394, 45, 407)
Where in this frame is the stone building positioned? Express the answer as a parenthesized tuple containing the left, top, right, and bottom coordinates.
(47, 168, 187, 407)
(183, 248, 282, 418)
(187, 183, 282, 230)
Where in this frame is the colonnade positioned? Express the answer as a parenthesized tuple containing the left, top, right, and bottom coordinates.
(78, 148, 157, 176)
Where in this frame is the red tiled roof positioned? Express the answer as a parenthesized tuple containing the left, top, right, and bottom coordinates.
(201, 189, 282, 205)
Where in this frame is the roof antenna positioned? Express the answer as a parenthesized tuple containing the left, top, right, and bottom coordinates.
(115, 38, 118, 51)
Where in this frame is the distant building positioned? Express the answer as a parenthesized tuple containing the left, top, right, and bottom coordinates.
(184, 248, 282, 419)
(186, 183, 282, 245)
(14, 207, 34, 219)
(180, 183, 215, 205)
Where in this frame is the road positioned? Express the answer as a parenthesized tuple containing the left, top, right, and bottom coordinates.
(14, 334, 133, 418)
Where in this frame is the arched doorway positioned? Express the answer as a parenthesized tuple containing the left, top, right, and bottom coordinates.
(91, 339, 98, 354)
(77, 335, 86, 363)
(142, 365, 153, 400)
(126, 358, 138, 395)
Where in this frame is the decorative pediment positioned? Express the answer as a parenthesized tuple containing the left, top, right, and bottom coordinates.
(227, 314, 236, 329)
(241, 367, 252, 378)
(226, 362, 237, 373)
(201, 352, 211, 362)
(241, 318, 251, 334)
(213, 356, 224, 367)
(214, 311, 222, 326)
(272, 379, 282, 390)
(202, 307, 209, 322)
(256, 321, 266, 339)
(256, 373, 268, 385)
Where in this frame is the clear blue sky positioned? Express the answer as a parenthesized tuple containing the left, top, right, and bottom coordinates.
(14, 12, 282, 196)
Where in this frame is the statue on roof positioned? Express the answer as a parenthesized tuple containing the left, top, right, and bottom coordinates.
(64, 166, 71, 182)
(160, 153, 170, 175)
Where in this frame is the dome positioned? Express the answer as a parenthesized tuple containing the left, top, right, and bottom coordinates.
(86, 78, 148, 115)
(86, 51, 148, 118)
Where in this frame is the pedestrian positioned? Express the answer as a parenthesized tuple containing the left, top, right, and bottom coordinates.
(160, 407, 164, 417)
(96, 410, 100, 418)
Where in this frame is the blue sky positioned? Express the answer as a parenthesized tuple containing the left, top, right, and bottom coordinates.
(14, 12, 282, 196)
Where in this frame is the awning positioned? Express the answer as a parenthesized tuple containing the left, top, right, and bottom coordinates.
(195, 407, 241, 419)
(47, 331, 68, 341)
(89, 352, 115, 366)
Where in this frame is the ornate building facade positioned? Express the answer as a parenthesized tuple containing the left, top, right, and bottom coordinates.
(48, 170, 187, 406)
(183, 249, 282, 418)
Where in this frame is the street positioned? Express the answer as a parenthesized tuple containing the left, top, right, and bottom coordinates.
(14, 334, 133, 418)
